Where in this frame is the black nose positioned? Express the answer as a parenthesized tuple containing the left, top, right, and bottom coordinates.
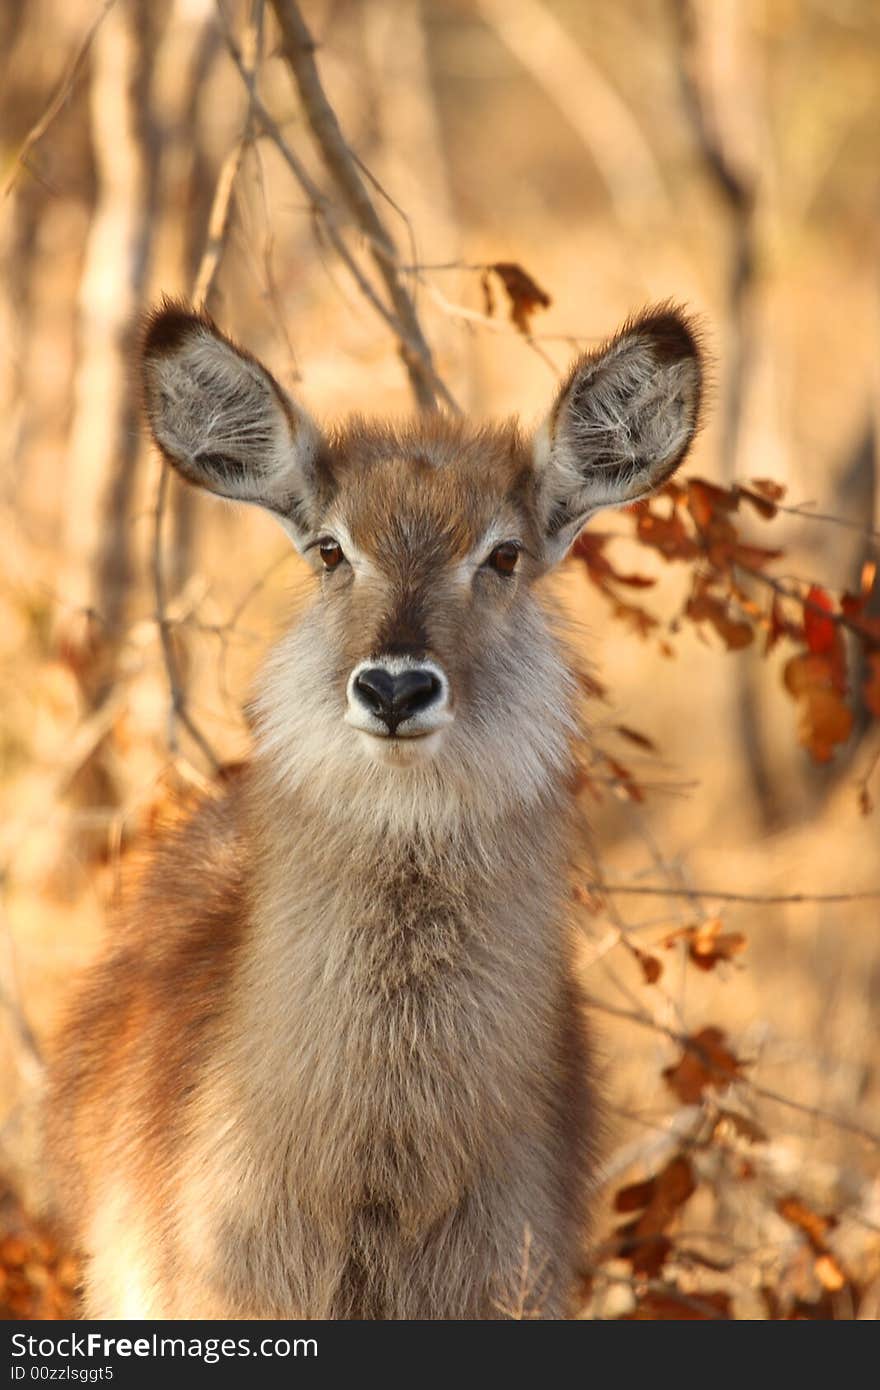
(354, 666, 442, 734)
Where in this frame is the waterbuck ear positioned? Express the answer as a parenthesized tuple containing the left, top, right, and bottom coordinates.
(535, 305, 703, 561)
(140, 301, 323, 548)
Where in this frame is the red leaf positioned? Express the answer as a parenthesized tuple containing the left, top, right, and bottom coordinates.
(804, 585, 836, 655)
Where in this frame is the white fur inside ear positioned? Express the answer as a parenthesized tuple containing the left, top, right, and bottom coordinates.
(561, 339, 695, 485)
(536, 328, 700, 556)
(144, 325, 320, 521)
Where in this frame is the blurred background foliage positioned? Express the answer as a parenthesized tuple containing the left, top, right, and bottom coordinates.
(1, 0, 879, 1318)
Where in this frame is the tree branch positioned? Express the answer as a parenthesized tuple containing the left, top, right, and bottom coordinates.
(586, 995, 880, 1150)
(1, 0, 118, 200)
(590, 882, 880, 906)
(151, 463, 221, 772)
(267, 0, 457, 413)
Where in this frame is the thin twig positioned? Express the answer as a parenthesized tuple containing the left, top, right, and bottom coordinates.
(192, 142, 250, 309)
(587, 995, 880, 1149)
(250, 141, 301, 381)
(151, 463, 221, 772)
(151, 4, 265, 770)
(193, 1, 263, 310)
(267, 0, 458, 414)
(680, 505, 880, 647)
(591, 882, 880, 906)
(735, 560, 878, 646)
(220, 17, 413, 344)
(1, 0, 118, 200)
(0, 887, 44, 1086)
(856, 735, 880, 811)
(769, 499, 880, 543)
(417, 277, 588, 348)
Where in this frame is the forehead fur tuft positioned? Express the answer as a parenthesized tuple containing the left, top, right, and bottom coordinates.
(328, 414, 527, 473)
(324, 415, 537, 557)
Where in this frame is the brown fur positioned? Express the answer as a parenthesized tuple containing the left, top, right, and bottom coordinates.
(46, 303, 702, 1319)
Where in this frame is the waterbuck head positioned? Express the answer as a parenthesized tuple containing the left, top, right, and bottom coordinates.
(141, 303, 701, 824)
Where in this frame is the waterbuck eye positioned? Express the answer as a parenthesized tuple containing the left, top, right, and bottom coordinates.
(318, 539, 344, 570)
(487, 542, 520, 576)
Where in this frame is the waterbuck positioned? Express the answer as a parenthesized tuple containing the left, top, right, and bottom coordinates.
(46, 301, 702, 1319)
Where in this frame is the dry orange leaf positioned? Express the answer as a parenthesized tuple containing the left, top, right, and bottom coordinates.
(739, 485, 779, 520)
(784, 651, 853, 762)
(486, 261, 551, 335)
(614, 1155, 696, 1278)
(615, 1155, 696, 1233)
(614, 1178, 656, 1215)
(572, 530, 656, 589)
(797, 688, 853, 762)
(663, 1027, 743, 1104)
(0, 1189, 80, 1320)
(764, 594, 792, 654)
(623, 1289, 732, 1320)
(608, 595, 660, 639)
(749, 478, 786, 501)
(777, 1195, 836, 1251)
(686, 590, 754, 650)
(803, 584, 836, 655)
(614, 724, 658, 753)
(686, 478, 738, 529)
(728, 540, 784, 570)
(664, 918, 747, 972)
(632, 946, 663, 985)
(635, 505, 700, 561)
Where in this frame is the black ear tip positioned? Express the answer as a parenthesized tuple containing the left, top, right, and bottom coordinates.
(628, 302, 702, 367)
(141, 299, 212, 360)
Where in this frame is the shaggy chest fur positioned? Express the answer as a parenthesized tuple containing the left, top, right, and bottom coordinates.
(158, 791, 578, 1318)
(210, 791, 569, 1221)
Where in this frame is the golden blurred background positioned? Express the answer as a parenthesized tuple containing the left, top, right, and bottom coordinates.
(1, 0, 879, 1317)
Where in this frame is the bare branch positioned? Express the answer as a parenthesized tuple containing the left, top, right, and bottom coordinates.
(267, 0, 457, 413)
(151, 459, 221, 773)
(587, 995, 880, 1150)
(1, 0, 118, 201)
(591, 882, 880, 907)
(151, 3, 266, 771)
(0, 889, 44, 1088)
(763, 498, 880, 544)
(219, 17, 415, 345)
(192, 142, 249, 309)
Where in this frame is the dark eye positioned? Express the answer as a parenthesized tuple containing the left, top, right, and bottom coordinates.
(487, 542, 520, 576)
(318, 539, 344, 570)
